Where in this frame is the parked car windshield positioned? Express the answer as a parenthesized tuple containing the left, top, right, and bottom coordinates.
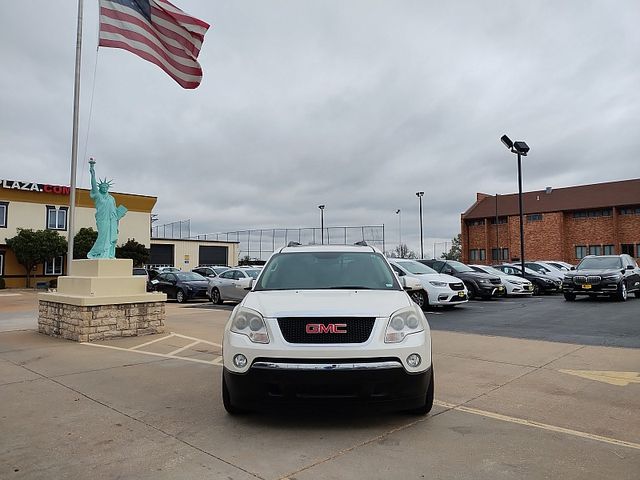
(478, 266, 505, 276)
(445, 261, 475, 273)
(578, 257, 623, 270)
(395, 260, 438, 275)
(175, 272, 206, 281)
(243, 269, 261, 279)
(255, 251, 400, 291)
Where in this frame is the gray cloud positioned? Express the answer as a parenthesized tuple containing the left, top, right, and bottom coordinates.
(1, 0, 639, 257)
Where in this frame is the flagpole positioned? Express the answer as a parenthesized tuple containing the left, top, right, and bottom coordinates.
(67, 0, 84, 275)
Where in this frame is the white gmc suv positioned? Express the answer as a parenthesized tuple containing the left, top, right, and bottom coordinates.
(222, 243, 434, 415)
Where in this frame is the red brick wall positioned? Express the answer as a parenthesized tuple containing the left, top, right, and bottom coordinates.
(462, 208, 640, 265)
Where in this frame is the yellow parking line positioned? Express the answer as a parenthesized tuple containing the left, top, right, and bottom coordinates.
(434, 400, 640, 451)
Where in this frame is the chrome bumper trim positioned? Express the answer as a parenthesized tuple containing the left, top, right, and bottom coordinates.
(252, 360, 404, 371)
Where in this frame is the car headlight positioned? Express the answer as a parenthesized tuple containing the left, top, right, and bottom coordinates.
(543, 278, 554, 284)
(429, 281, 448, 287)
(478, 279, 490, 284)
(507, 280, 522, 285)
(385, 306, 425, 343)
(230, 307, 269, 344)
(602, 274, 621, 282)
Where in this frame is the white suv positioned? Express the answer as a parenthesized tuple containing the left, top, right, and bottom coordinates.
(222, 244, 434, 415)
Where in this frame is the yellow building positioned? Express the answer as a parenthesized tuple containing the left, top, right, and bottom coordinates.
(0, 178, 156, 288)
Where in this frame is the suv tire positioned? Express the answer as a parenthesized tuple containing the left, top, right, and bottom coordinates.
(407, 368, 434, 415)
(176, 289, 187, 303)
(210, 288, 223, 305)
(635, 290, 640, 299)
(410, 290, 428, 310)
(564, 292, 576, 301)
(616, 282, 627, 302)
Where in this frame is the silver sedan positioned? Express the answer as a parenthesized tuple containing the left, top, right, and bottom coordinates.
(208, 268, 262, 304)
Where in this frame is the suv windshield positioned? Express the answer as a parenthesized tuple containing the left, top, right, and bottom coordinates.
(255, 251, 400, 291)
(577, 257, 623, 270)
(396, 260, 438, 275)
(445, 261, 475, 273)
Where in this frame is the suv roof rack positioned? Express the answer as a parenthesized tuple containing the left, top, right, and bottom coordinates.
(354, 241, 368, 246)
(287, 241, 302, 247)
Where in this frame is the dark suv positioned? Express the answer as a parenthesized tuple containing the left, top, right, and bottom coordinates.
(562, 254, 640, 301)
(419, 259, 504, 299)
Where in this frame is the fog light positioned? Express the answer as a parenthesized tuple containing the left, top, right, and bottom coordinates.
(406, 354, 421, 368)
(233, 354, 248, 368)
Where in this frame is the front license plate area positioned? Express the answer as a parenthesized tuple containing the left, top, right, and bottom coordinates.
(582, 284, 592, 289)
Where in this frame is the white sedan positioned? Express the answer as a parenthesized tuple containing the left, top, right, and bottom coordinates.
(470, 265, 533, 296)
(208, 268, 262, 304)
(389, 259, 468, 308)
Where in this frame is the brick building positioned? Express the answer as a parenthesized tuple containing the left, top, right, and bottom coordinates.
(460, 178, 640, 265)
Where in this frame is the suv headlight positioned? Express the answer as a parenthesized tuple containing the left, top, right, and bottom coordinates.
(478, 279, 490, 284)
(230, 307, 269, 344)
(429, 281, 447, 287)
(385, 306, 424, 343)
(602, 274, 621, 282)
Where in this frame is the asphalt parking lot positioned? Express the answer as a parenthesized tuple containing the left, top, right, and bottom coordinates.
(1, 291, 639, 479)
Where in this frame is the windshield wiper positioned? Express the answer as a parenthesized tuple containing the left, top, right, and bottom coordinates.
(328, 286, 372, 289)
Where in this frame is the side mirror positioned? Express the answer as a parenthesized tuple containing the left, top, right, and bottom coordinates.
(570, 266, 576, 270)
(626, 265, 634, 270)
(400, 276, 422, 291)
(243, 278, 255, 291)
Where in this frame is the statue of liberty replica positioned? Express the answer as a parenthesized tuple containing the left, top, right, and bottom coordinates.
(87, 159, 128, 258)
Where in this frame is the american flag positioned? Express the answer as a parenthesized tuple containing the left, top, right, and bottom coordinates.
(98, 0, 210, 89)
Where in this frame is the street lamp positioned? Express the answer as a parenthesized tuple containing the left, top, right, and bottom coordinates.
(395, 209, 402, 246)
(416, 192, 424, 259)
(318, 205, 325, 244)
(501, 134, 530, 278)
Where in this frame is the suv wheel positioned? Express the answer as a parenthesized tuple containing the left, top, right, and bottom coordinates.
(410, 290, 428, 310)
(407, 368, 434, 415)
(616, 282, 627, 302)
(532, 284, 541, 296)
(563, 292, 576, 301)
(466, 284, 476, 300)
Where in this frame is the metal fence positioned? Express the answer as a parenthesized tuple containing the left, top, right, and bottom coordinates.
(151, 219, 191, 239)
(191, 225, 385, 261)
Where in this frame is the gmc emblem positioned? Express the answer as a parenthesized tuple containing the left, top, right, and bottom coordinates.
(306, 323, 347, 334)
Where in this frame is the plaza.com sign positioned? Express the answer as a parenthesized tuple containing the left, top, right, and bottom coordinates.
(1, 179, 70, 195)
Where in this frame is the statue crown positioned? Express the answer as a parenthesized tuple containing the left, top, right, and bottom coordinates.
(98, 178, 114, 189)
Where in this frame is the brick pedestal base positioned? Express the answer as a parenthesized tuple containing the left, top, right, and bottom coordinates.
(38, 300, 165, 342)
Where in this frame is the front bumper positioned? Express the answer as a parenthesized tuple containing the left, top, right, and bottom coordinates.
(477, 284, 506, 297)
(430, 290, 468, 305)
(186, 288, 209, 299)
(223, 363, 431, 411)
(563, 281, 619, 296)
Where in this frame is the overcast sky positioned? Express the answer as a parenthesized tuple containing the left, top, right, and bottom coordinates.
(1, 1, 639, 257)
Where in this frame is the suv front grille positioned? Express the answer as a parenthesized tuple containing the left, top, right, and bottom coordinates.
(574, 275, 602, 285)
(277, 317, 375, 344)
(449, 282, 465, 291)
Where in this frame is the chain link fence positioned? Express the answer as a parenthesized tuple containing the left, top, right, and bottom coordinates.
(151, 219, 191, 239)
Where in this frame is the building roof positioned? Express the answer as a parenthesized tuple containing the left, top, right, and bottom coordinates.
(463, 178, 640, 220)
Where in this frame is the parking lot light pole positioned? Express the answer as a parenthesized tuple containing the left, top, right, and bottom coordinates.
(395, 209, 402, 246)
(416, 192, 424, 259)
(318, 205, 325, 245)
(501, 135, 530, 278)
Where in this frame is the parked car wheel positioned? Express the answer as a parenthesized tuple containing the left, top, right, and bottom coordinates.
(210, 288, 223, 305)
(410, 290, 428, 310)
(532, 283, 541, 296)
(616, 282, 627, 302)
(176, 289, 187, 303)
(466, 284, 477, 300)
(406, 368, 434, 415)
(563, 292, 576, 301)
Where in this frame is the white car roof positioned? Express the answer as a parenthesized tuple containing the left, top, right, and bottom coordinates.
(279, 244, 380, 254)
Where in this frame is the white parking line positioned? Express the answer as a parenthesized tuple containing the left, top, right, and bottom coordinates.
(434, 400, 640, 451)
(82, 342, 221, 365)
(129, 333, 176, 350)
(167, 340, 201, 356)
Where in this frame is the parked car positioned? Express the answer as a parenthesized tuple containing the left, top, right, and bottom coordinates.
(148, 266, 181, 281)
(538, 260, 574, 272)
(522, 262, 565, 282)
(562, 254, 640, 301)
(150, 271, 209, 303)
(493, 264, 561, 295)
(192, 265, 229, 278)
(222, 243, 434, 414)
(419, 259, 505, 299)
(389, 259, 468, 308)
(132, 267, 153, 291)
(469, 265, 534, 296)
(208, 268, 262, 304)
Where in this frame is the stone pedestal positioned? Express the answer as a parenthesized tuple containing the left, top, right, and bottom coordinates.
(38, 259, 167, 342)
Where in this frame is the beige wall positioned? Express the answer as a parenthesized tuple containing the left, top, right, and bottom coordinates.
(151, 240, 240, 268)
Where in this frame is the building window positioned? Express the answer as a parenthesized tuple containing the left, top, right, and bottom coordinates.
(572, 209, 613, 219)
(575, 246, 587, 259)
(603, 245, 615, 255)
(44, 256, 64, 276)
(490, 217, 508, 225)
(492, 248, 499, 260)
(526, 214, 543, 222)
(621, 244, 635, 256)
(501, 248, 509, 260)
(467, 219, 485, 227)
(470, 249, 478, 260)
(0, 201, 7, 228)
(588, 245, 601, 256)
(46, 206, 68, 230)
(619, 207, 640, 215)
(479, 249, 486, 260)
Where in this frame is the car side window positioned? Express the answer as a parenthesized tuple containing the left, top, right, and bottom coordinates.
(157, 273, 168, 282)
(220, 271, 235, 279)
(167, 273, 177, 282)
(234, 271, 246, 280)
(391, 265, 404, 275)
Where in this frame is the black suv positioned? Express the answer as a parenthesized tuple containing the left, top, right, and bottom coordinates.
(419, 259, 504, 299)
(563, 254, 640, 301)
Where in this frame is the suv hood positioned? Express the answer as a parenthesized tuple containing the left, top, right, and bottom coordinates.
(243, 290, 413, 318)
(458, 271, 501, 282)
(410, 273, 461, 286)
(566, 268, 622, 277)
